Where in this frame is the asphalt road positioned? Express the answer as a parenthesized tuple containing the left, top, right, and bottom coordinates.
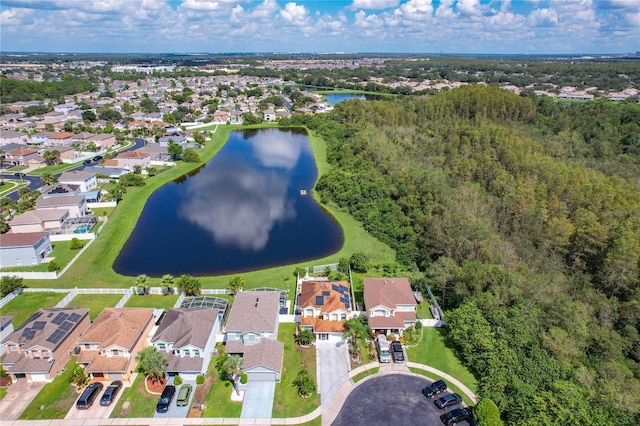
(331, 374, 470, 426)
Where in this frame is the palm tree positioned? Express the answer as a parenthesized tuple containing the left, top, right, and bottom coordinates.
(177, 274, 201, 296)
(161, 274, 174, 295)
(42, 150, 61, 166)
(136, 274, 150, 295)
(228, 275, 244, 295)
(40, 172, 58, 186)
(135, 346, 167, 384)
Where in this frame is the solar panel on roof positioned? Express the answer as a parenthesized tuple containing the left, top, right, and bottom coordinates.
(322, 291, 330, 296)
(315, 295, 324, 306)
(21, 329, 36, 339)
(46, 329, 66, 344)
(59, 321, 74, 332)
(339, 285, 348, 294)
(32, 321, 47, 330)
(51, 313, 68, 325)
(332, 284, 340, 292)
(67, 313, 82, 323)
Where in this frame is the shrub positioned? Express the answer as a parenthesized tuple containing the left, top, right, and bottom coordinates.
(173, 375, 183, 386)
(293, 369, 316, 397)
(349, 252, 370, 273)
(475, 398, 503, 426)
(48, 260, 60, 272)
(70, 237, 85, 250)
(70, 366, 90, 389)
(1, 275, 23, 296)
(196, 374, 205, 385)
(240, 373, 248, 384)
(298, 328, 314, 346)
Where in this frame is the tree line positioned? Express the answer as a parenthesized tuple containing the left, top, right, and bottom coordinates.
(280, 86, 640, 424)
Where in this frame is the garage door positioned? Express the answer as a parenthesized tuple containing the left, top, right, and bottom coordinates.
(30, 374, 49, 382)
(247, 371, 276, 381)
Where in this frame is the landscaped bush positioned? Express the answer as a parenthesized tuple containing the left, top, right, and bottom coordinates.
(196, 374, 205, 385)
(474, 398, 503, 426)
(1, 275, 23, 296)
(240, 373, 248, 385)
(293, 369, 316, 397)
(349, 252, 369, 273)
(173, 375, 182, 386)
(47, 260, 60, 272)
(70, 238, 85, 250)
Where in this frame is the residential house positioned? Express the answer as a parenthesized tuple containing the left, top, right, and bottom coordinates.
(158, 133, 187, 147)
(84, 165, 129, 179)
(298, 280, 353, 342)
(46, 132, 75, 148)
(115, 151, 150, 170)
(90, 133, 116, 149)
(58, 170, 97, 192)
(76, 308, 155, 382)
(0, 308, 90, 383)
(224, 291, 284, 382)
(40, 110, 66, 124)
(151, 308, 222, 380)
(0, 232, 52, 268)
(35, 195, 88, 218)
(0, 317, 15, 357)
(8, 209, 69, 234)
(0, 130, 29, 147)
(40, 183, 82, 198)
(263, 109, 276, 121)
(229, 110, 243, 124)
(213, 110, 229, 123)
(363, 277, 417, 336)
(4, 147, 39, 166)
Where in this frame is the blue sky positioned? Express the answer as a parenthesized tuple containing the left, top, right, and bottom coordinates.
(1, 1, 638, 54)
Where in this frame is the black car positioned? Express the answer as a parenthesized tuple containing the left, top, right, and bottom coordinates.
(13, 172, 25, 178)
(83, 159, 92, 165)
(422, 379, 447, 398)
(156, 384, 176, 413)
(440, 407, 473, 425)
(435, 393, 463, 409)
(390, 341, 404, 363)
(99, 380, 123, 406)
(76, 382, 104, 409)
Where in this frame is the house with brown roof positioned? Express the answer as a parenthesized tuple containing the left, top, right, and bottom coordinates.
(363, 277, 418, 335)
(151, 308, 222, 380)
(0, 232, 52, 268)
(8, 209, 69, 234)
(115, 151, 150, 170)
(0, 308, 90, 383)
(4, 147, 38, 166)
(76, 308, 155, 382)
(298, 280, 353, 342)
(90, 133, 117, 149)
(224, 291, 284, 382)
(45, 132, 75, 147)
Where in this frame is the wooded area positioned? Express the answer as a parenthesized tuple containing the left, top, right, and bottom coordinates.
(280, 87, 640, 425)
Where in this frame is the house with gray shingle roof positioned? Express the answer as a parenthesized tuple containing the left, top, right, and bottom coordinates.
(0, 231, 52, 268)
(363, 277, 418, 336)
(224, 291, 283, 382)
(152, 308, 222, 380)
(0, 308, 90, 383)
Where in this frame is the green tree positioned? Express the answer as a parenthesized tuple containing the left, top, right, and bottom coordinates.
(136, 274, 150, 295)
(119, 173, 145, 187)
(192, 130, 205, 146)
(177, 274, 201, 296)
(1, 275, 24, 296)
(167, 140, 182, 160)
(228, 275, 244, 295)
(42, 150, 61, 166)
(70, 237, 85, 250)
(349, 252, 370, 273)
(182, 147, 200, 163)
(0, 216, 8, 234)
(81, 110, 97, 122)
(135, 346, 167, 384)
(69, 366, 91, 390)
(161, 274, 174, 294)
(109, 184, 125, 202)
(48, 260, 60, 272)
(40, 172, 58, 186)
(474, 398, 503, 426)
(298, 328, 314, 346)
(292, 369, 316, 397)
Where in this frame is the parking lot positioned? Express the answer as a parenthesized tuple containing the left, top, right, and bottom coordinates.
(331, 374, 471, 426)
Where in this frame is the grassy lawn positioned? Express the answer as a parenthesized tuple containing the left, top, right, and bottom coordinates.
(0, 292, 66, 326)
(416, 301, 434, 319)
(272, 323, 320, 418)
(405, 327, 477, 394)
(24, 125, 396, 290)
(1, 240, 77, 272)
(19, 357, 78, 420)
(27, 162, 81, 176)
(0, 387, 7, 400)
(200, 356, 243, 418)
(351, 367, 379, 383)
(124, 294, 178, 309)
(66, 294, 123, 320)
(110, 373, 158, 418)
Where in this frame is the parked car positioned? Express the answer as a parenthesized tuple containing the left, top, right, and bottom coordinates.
(176, 384, 193, 406)
(422, 379, 447, 398)
(440, 407, 473, 425)
(13, 172, 25, 178)
(83, 159, 92, 165)
(156, 384, 176, 413)
(376, 334, 392, 363)
(93, 155, 103, 161)
(435, 393, 463, 409)
(99, 380, 123, 406)
(390, 340, 404, 363)
(76, 382, 104, 409)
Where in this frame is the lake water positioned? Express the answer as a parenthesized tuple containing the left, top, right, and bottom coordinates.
(113, 128, 344, 277)
(323, 93, 367, 105)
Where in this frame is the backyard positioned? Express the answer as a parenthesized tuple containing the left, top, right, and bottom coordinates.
(66, 293, 124, 320)
(1, 240, 78, 273)
(124, 294, 178, 309)
(1, 291, 66, 326)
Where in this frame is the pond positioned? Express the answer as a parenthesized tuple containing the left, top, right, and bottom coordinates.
(324, 93, 367, 105)
(113, 128, 344, 277)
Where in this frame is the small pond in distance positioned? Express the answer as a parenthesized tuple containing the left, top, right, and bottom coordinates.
(113, 128, 344, 277)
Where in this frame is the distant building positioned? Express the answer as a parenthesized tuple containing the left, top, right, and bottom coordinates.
(0, 232, 52, 268)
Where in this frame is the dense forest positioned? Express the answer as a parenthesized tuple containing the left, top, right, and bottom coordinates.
(280, 87, 640, 425)
(0, 75, 95, 104)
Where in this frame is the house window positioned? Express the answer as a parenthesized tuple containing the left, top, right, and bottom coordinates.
(193, 349, 200, 356)
(340, 314, 347, 320)
(184, 349, 190, 357)
(158, 343, 166, 351)
(112, 349, 122, 356)
(306, 309, 314, 317)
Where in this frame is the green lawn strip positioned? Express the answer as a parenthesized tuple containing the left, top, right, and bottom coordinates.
(405, 327, 477, 394)
(416, 301, 434, 319)
(0, 292, 66, 326)
(23, 125, 395, 290)
(1, 240, 77, 273)
(351, 367, 379, 383)
(202, 376, 243, 418)
(0, 387, 7, 400)
(27, 162, 81, 176)
(272, 322, 320, 418)
(124, 294, 178, 309)
(19, 357, 78, 420)
(110, 373, 157, 418)
(408, 368, 475, 407)
(66, 294, 123, 320)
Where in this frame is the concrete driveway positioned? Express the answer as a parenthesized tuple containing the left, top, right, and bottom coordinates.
(0, 381, 45, 420)
(153, 380, 196, 419)
(240, 380, 276, 418)
(331, 374, 471, 426)
(316, 339, 350, 412)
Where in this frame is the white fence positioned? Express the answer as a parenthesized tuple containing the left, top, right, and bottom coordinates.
(0, 271, 58, 280)
(420, 319, 447, 328)
(50, 234, 95, 242)
(201, 289, 229, 295)
(88, 201, 117, 209)
(115, 288, 134, 308)
(0, 288, 22, 309)
(54, 288, 77, 308)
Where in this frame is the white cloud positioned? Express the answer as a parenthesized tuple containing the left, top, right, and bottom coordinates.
(528, 8, 559, 26)
(457, 0, 482, 17)
(350, 0, 400, 10)
(280, 2, 310, 24)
